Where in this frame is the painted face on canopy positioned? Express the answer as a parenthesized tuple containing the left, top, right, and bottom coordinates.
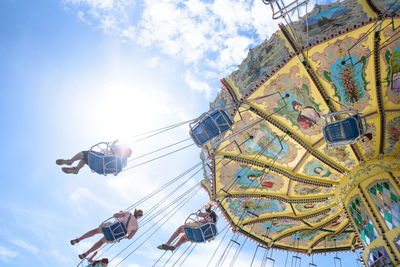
(362, 133, 373, 143)
(313, 167, 327, 176)
(247, 174, 257, 181)
(294, 104, 303, 111)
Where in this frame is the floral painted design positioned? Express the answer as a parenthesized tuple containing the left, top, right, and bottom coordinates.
(312, 37, 370, 111)
(385, 116, 400, 155)
(382, 28, 400, 104)
(336, 62, 362, 103)
(323, 145, 355, 169)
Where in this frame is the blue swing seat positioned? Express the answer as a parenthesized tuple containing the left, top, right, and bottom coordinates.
(102, 221, 127, 242)
(322, 109, 367, 148)
(87, 142, 127, 176)
(190, 109, 233, 147)
(184, 222, 217, 243)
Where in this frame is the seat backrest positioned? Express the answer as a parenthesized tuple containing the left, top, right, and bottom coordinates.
(103, 156, 124, 174)
(184, 223, 217, 243)
(190, 110, 233, 147)
(102, 221, 127, 242)
(88, 152, 125, 175)
(323, 114, 364, 143)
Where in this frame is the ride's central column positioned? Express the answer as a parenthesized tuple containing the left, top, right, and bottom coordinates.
(338, 158, 400, 266)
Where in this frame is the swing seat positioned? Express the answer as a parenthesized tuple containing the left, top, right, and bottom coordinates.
(184, 222, 217, 243)
(102, 221, 128, 242)
(322, 109, 366, 148)
(189, 109, 233, 147)
(88, 142, 127, 176)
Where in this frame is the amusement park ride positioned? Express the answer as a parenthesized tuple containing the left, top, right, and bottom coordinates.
(74, 0, 400, 266)
(193, 0, 400, 266)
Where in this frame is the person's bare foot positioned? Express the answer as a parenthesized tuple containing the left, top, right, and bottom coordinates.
(56, 159, 72, 165)
(62, 167, 78, 174)
(70, 239, 79, 245)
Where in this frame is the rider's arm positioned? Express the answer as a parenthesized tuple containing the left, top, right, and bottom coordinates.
(197, 210, 210, 218)
(88, 251, 98, 263)
(127, 229, 137, 239)
(113, 211, 126, 218)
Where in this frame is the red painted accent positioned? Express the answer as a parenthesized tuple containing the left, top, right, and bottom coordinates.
(220, 78, 237, 103)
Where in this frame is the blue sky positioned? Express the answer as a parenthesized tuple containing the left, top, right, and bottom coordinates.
(0, 0, 362, 266)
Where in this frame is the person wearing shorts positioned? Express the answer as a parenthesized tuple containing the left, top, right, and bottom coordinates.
(157, 203, 217, 251)
(56, 140, 132, 174)
(70, 209, 143, 259)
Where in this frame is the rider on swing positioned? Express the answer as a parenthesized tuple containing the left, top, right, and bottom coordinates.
(157, 202, 217, 251)
(71, 209, 143, 259)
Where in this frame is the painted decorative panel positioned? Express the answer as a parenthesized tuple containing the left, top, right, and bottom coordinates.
(368, 179, 400, 230)
(311, 36, 371, 112)
(289, 0, 369, 46)
(223, 198, 289, 222)
(385, 115, 400, 155)
(348, 195, 379, 246)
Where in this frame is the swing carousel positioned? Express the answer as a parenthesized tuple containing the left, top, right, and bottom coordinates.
(195, 0, 400, 266)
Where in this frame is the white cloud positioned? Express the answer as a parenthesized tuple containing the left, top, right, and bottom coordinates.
(207, 35, 255, 74)
(69, 187, 115, 216)
(0, 246, 18, 262)
(77, 10, 86, 21)
(51, 249, 73, 263)
(10, 239, 39, 254)
(184, 71, 213, 100)
(64, 0, 134, 37)
(62, 0, 282, 99)
(147, 56, 160, 68)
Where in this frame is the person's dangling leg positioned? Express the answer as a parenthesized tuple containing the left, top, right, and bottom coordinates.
(157, 225, 185, 250)
(70, 152, 84, 163)
(62, 151, 87, 174)
(172, 233, 188, 249)
(165, 225, 185, 245)
(71, 228, 101, 245)
(56, 151, 83, 166)
(72, 159, 86, 174)
(79, 237, 106, 259)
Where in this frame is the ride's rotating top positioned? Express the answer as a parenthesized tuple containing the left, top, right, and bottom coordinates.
(198, 0, 400, 255)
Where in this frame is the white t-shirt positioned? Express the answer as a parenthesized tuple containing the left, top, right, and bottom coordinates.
(120, 212, 138, 233)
